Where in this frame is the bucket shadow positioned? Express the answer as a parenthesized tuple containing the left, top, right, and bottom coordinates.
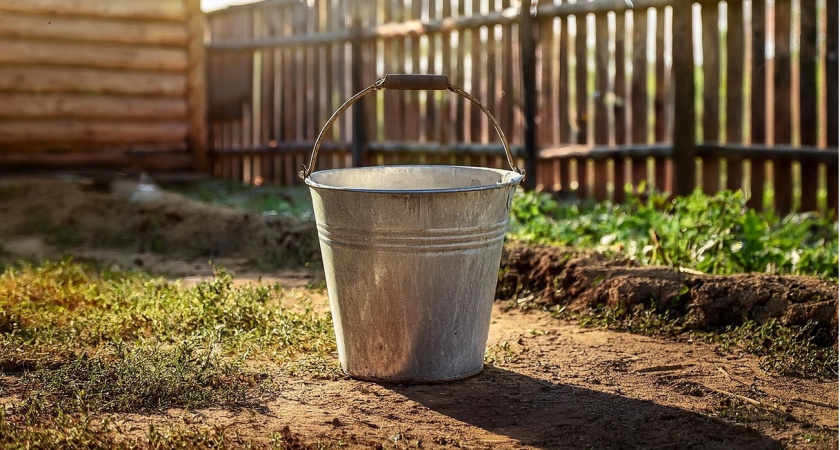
(387, 366, 779, 449)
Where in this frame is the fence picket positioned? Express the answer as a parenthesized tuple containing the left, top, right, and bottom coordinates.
(574, 13, 588, 145)
(594, 14, 609, 147)
(702, 1, 719, 143)
(557, 16, 570, 143)
(828, 0, 838, 147)
(614, 11, 627, 146)
(631, 7, 648, 144)
(726, 0, 744, 144)
(750, 0, 766, 145)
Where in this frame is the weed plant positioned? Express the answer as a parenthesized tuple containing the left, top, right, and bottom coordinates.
(509, 187, 838, 279)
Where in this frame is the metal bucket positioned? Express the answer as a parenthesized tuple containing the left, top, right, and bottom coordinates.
(300, 74, 524, 383)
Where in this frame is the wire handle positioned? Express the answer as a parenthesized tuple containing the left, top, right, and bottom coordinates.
(299, 74, 524, 179)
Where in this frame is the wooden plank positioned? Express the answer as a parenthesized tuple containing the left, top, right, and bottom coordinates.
(594, 13, 609, 146)
(321, 5, 333, 145)
(558, 16, 571, 143)
(747, 159, 765, 209)
(0, 12, 188, 46)
(469, 1, 483, 143)
(350, 13, 365, 167)
(0, 0, 187, 22)
(773, 158, 793, 213)
(631, 156, 647, 188)
(654, 157, 669, 192)
(750, 0, 766, 144)
(455, 2, 467, 142)
(594, 159, 608, 201)
(538, 16, 554, 145)
(798, 0, 817, 147)
(186, 0, 208, 171)
(0, 151, 195, 171)
(726, 0, 744, 144)
(558, 157, 570, 191)
(828, 161, 838, 215)
(0, 66, 186, 96)
(575, 13, 588, 145)
(536, 0, 677, 17)
(402, 0, 421, 143)
(696, 143, 838, 163)
(521, 3, 538, 190)
(0, 39, 188, 72)
(440, 0, 453, 144)
(382, 0, 396, 141)
(498, 0, 514, 142)
(537, 158, 553, 191)
(671, 2, 696, 195)
(281, 4, 295, 143)
(631, 7, 648, 143)
(0, 94, 187, 120)
(208, 1, 690, 52)
(726, 156, 744, 191)
(576, 157, 590, 199)
(799, 160, 818, 212)
(654, 7, 668, 143)
(701, 1, 720, 142)
(774, 0, 792, 145)
(827, 0, 838, 146)
(614, 11, 627, 145)
(0, 121, 188, 145)
(426, 0, 438, 143)
(613, 157, 627, 202)
(701, 156, 719, 195)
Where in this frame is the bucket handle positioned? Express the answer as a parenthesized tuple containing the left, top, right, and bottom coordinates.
(299, 74, 524, 179)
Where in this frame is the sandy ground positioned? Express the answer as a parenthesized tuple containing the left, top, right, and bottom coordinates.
(106, 297, 837, 449)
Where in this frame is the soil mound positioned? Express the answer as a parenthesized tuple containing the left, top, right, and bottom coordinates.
(498, 242, 838, 343)
(0, 178, 319, 267)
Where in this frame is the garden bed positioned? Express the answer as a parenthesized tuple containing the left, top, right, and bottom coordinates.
(498, 242, 838, 343)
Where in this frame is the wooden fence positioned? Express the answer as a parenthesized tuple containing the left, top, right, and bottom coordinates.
(206, 0, 838, 215)
(0, 0, 207, 172)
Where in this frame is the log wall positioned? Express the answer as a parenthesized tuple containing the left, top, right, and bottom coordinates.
(0, 0, 207, 172)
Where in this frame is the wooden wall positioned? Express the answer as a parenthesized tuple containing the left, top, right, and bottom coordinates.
(0, 0, 207, 172)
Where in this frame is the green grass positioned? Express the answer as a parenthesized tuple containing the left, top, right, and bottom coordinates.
(0, 260, 335, 359)
(0, 260, 338, 447)
(509, 187, 838, 280)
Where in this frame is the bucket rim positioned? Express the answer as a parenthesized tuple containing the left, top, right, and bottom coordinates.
(304, 164, 524, 194)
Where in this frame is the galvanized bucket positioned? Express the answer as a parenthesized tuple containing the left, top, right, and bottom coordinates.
(300, 74, 524, 383)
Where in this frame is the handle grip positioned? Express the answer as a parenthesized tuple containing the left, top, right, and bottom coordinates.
(379, 74, 450, 90)
(300, 74, 523, 179)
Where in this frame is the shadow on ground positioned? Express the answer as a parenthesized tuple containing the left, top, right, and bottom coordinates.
(390, 366, 779, 449)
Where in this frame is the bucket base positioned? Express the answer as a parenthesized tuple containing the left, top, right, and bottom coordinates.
(342, 365, 485, 385)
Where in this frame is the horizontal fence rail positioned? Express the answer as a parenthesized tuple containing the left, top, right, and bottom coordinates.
(205, 0, 838, 216)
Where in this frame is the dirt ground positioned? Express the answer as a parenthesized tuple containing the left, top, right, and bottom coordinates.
(105, 298, 837, 449)
(1, 176, 838, 448)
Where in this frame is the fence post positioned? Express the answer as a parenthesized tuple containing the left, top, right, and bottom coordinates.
(519, 0, 538, 191)
(186, 0, 208, 172)
(671, 2, 696, 196)
(351, 13, 366, 168)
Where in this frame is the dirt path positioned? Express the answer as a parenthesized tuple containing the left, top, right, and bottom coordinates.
(113, 302, 838, 449)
